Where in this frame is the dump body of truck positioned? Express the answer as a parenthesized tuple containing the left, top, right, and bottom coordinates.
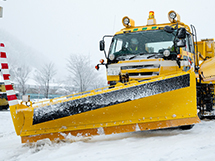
(195, 39, 215, 118)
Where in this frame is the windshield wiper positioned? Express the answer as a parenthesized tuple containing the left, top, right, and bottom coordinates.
(129, 53, 161, 60)
(116, 54, 136, 61)
(129, 53, 145, 60)
(147, 54, 156, 59)
(147, 53, 165, 59)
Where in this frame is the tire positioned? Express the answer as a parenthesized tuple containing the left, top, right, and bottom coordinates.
(179, 125, 194, 130)
(0, 105, 9, 111)
(197, 111, 203, 120)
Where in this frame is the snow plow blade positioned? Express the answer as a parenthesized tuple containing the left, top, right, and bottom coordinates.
(199, 56, 215, 82)
(8, 71, 200, 143)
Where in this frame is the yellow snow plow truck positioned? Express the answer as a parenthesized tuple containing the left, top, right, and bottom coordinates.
(2, 11, 214, 143)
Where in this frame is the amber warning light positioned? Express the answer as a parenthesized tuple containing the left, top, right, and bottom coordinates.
(95, 64, 99, 70)
(100, 59, 104, 64)
(177, 54, 182, 59)
(149, 11, 154, 19)
(147, 11, 156, 25)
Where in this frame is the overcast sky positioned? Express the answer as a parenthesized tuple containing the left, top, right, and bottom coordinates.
(0, 0, 215, 79)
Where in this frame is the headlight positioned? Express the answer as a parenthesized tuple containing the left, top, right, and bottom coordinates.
(169, 12, 176, 19)
(168, 10, 180, 23)
(123, 17, 130, 25)
(163, 50, 170, 57)
(109, 54, 115, 60)
(122, 16, 135, 28)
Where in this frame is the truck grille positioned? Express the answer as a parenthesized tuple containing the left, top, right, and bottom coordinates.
(128, 72, 159, 76)
(121, 64, 160, 70)
(121, 64, 160, 78)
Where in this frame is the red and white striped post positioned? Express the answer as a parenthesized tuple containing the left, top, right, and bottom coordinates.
(0, 43, 19, 106)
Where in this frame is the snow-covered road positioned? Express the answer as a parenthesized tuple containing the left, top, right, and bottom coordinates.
(1, 111, 215, 161)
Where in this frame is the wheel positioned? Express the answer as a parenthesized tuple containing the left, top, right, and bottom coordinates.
(197, 109, 203, 120)
(179, 125, 194, 130)
(4, 104, 9, 110)
(0, 105, 9, 111)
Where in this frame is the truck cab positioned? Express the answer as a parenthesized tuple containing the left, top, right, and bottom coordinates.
(98, 11, 196, 86)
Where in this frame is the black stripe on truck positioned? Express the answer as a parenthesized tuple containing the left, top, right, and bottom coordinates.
(33, 74, 190, 125)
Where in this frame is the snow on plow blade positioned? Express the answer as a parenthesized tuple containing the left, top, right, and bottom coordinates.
(9, 71, 200, 143)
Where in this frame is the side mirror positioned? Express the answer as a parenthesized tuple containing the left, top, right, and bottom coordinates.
(177, 39, 186, 47)
(99, 40, 105, 51)
(177, 28, 186, 39)
(164, 26, 174, 33)
(175, 28, 187, 48)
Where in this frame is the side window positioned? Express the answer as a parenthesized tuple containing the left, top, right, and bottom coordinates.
(115, 39, 123, 52)
(182, 35, 190, 52)
(109, 39, 123, 55)
(182, 34, 195, 53)
(188, 35, 195, 53)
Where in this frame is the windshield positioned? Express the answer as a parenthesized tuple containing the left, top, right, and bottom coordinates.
(108, 30, 176, 60)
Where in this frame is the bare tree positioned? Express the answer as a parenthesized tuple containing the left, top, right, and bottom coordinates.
(67, 54, 99, 92)
(10, 65, 31, 95)
(34, 62, 57, 98)
(91, 77, 107, 90)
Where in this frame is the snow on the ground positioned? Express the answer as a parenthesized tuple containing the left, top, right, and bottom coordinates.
(1, 111, 215, 161)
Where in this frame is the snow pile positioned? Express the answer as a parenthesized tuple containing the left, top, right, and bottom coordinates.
(1, 111, 215, 161)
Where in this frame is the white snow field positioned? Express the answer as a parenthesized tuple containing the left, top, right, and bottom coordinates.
(0, 111, 215, 161)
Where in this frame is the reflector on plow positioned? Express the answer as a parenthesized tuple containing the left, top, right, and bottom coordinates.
(11, 72, 199, 143)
